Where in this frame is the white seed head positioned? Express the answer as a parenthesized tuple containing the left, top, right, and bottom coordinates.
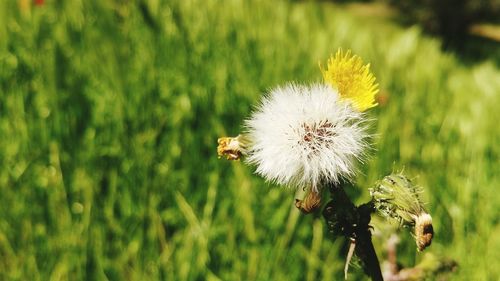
(245, 83, 369, 192)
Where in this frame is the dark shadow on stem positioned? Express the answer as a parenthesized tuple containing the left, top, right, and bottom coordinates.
(323, 183, 383, 281)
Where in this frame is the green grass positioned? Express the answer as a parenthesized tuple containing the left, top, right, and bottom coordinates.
(0, 0, 499, 280)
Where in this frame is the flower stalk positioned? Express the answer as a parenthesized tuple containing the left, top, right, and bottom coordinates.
(323, 183, 383, 281)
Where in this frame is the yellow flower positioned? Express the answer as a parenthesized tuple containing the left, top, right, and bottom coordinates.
(321, 49, 379, 111)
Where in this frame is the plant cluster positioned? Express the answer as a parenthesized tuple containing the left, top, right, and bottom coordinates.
(218, 49, 433, 280)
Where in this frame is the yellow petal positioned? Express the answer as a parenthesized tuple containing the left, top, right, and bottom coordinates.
(321, 49, 379, 111)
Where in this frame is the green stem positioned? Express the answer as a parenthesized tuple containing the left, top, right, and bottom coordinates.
(322, 183, 383, 281)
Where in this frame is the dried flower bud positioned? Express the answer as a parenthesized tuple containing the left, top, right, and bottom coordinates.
(295, 189, 322, 213)
(217, 135, 248, 160)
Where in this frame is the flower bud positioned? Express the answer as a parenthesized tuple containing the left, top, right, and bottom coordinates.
(370, 173, 433, 251)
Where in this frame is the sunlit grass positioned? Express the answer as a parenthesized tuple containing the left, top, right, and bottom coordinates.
(0, 0, 499, 280)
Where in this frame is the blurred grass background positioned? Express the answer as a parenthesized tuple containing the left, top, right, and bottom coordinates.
(0, 0, 499, 280)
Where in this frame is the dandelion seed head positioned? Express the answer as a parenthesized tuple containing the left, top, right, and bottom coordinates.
(245, 83, 369, 192)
